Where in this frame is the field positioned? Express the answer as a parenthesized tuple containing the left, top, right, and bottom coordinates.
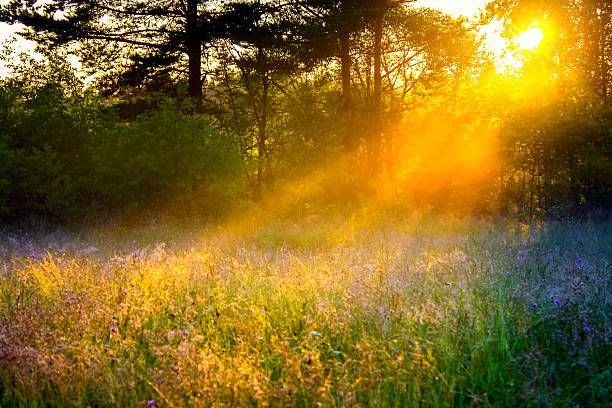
(0, 212, 610, 407)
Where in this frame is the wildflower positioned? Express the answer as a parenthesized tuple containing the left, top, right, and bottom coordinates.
(147, 401, 155, 408)
(237, 338, 243, 343)
(445, 282, 451, 286)
(578, 258, 583, 263)
(554, 299, 561, 305)
(30, 255, 35, 259)
(261, 309, 266, 314)
(18, 249, 22, 253)
(24, 241, 27, 245)
(249, 309, 253, 315)
(506, 272, 510, 276)
(583, 325, 591, 332)
(516, 265, 520, 269)
(531, 303, 538, 309)
(110, 327, 117, 333)
(520, 252, 525, 258)
(309, 331, 321, 336)
(181, 330, 188, 335)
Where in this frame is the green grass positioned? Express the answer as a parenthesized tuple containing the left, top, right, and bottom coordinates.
(0, 214, 610, 407)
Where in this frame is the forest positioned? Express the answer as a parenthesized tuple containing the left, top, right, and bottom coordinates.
(0, 0, 610, 407)
(0, 0, 608, 224)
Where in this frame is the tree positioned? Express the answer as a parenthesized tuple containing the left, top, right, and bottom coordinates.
(485, 0, 611, 106)
(213, 0, 305, 200)
(0, 0, 220, 107)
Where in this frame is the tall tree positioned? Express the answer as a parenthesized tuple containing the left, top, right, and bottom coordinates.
(213, 0, 303, 200)
(0, 0, 219, 107)
(293, 0, 372, 150)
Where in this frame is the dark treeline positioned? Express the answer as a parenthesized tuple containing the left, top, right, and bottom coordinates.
(0, 0, 610, 225)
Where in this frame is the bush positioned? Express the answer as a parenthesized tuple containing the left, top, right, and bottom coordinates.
(0, 77, 243, 225)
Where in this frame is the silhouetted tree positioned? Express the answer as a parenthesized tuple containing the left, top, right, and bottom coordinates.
(0, 0, 220, 107)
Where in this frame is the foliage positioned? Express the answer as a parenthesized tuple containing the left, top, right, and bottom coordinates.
(499, 96, 612, 217)
(0, 56, 242, 225)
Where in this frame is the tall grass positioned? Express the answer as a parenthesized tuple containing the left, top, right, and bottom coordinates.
(0, 214, 610, 407)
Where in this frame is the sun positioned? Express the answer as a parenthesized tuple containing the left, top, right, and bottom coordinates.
(515, 27, 544, 50)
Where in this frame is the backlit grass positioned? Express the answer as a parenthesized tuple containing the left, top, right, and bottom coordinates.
(1, 214, 610, 407)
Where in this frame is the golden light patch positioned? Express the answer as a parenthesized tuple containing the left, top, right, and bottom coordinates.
(515, 27, 544, 50)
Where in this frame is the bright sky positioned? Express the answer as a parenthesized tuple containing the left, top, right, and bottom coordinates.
(416, 0, 488, 18)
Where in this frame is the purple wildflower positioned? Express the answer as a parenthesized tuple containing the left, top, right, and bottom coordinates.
(445, 282, 451, 286)
(531, 303, 538, 309)
(584, 325, 591, 332)
(520, 252, 525, 258)
(30, 255, 35, 259)
(516, 265, 520, 269)
(110, 327, 117, 333)
(506, 272, 510, 276)
(147, 400, 155, 408)
(261, 309, 266, 314)
(554, 299, 561, 305)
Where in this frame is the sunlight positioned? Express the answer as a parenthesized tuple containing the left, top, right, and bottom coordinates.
(515, 27, 544, 50)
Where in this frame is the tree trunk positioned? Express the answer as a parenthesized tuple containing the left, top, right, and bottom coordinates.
(340, 28, 355, 152)
(255, 53, 270, 202)
(370, 14, 383, 174)
(186, 0, 203, 109)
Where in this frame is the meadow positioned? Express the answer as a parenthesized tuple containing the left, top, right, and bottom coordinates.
(0, 211, 610, 407)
